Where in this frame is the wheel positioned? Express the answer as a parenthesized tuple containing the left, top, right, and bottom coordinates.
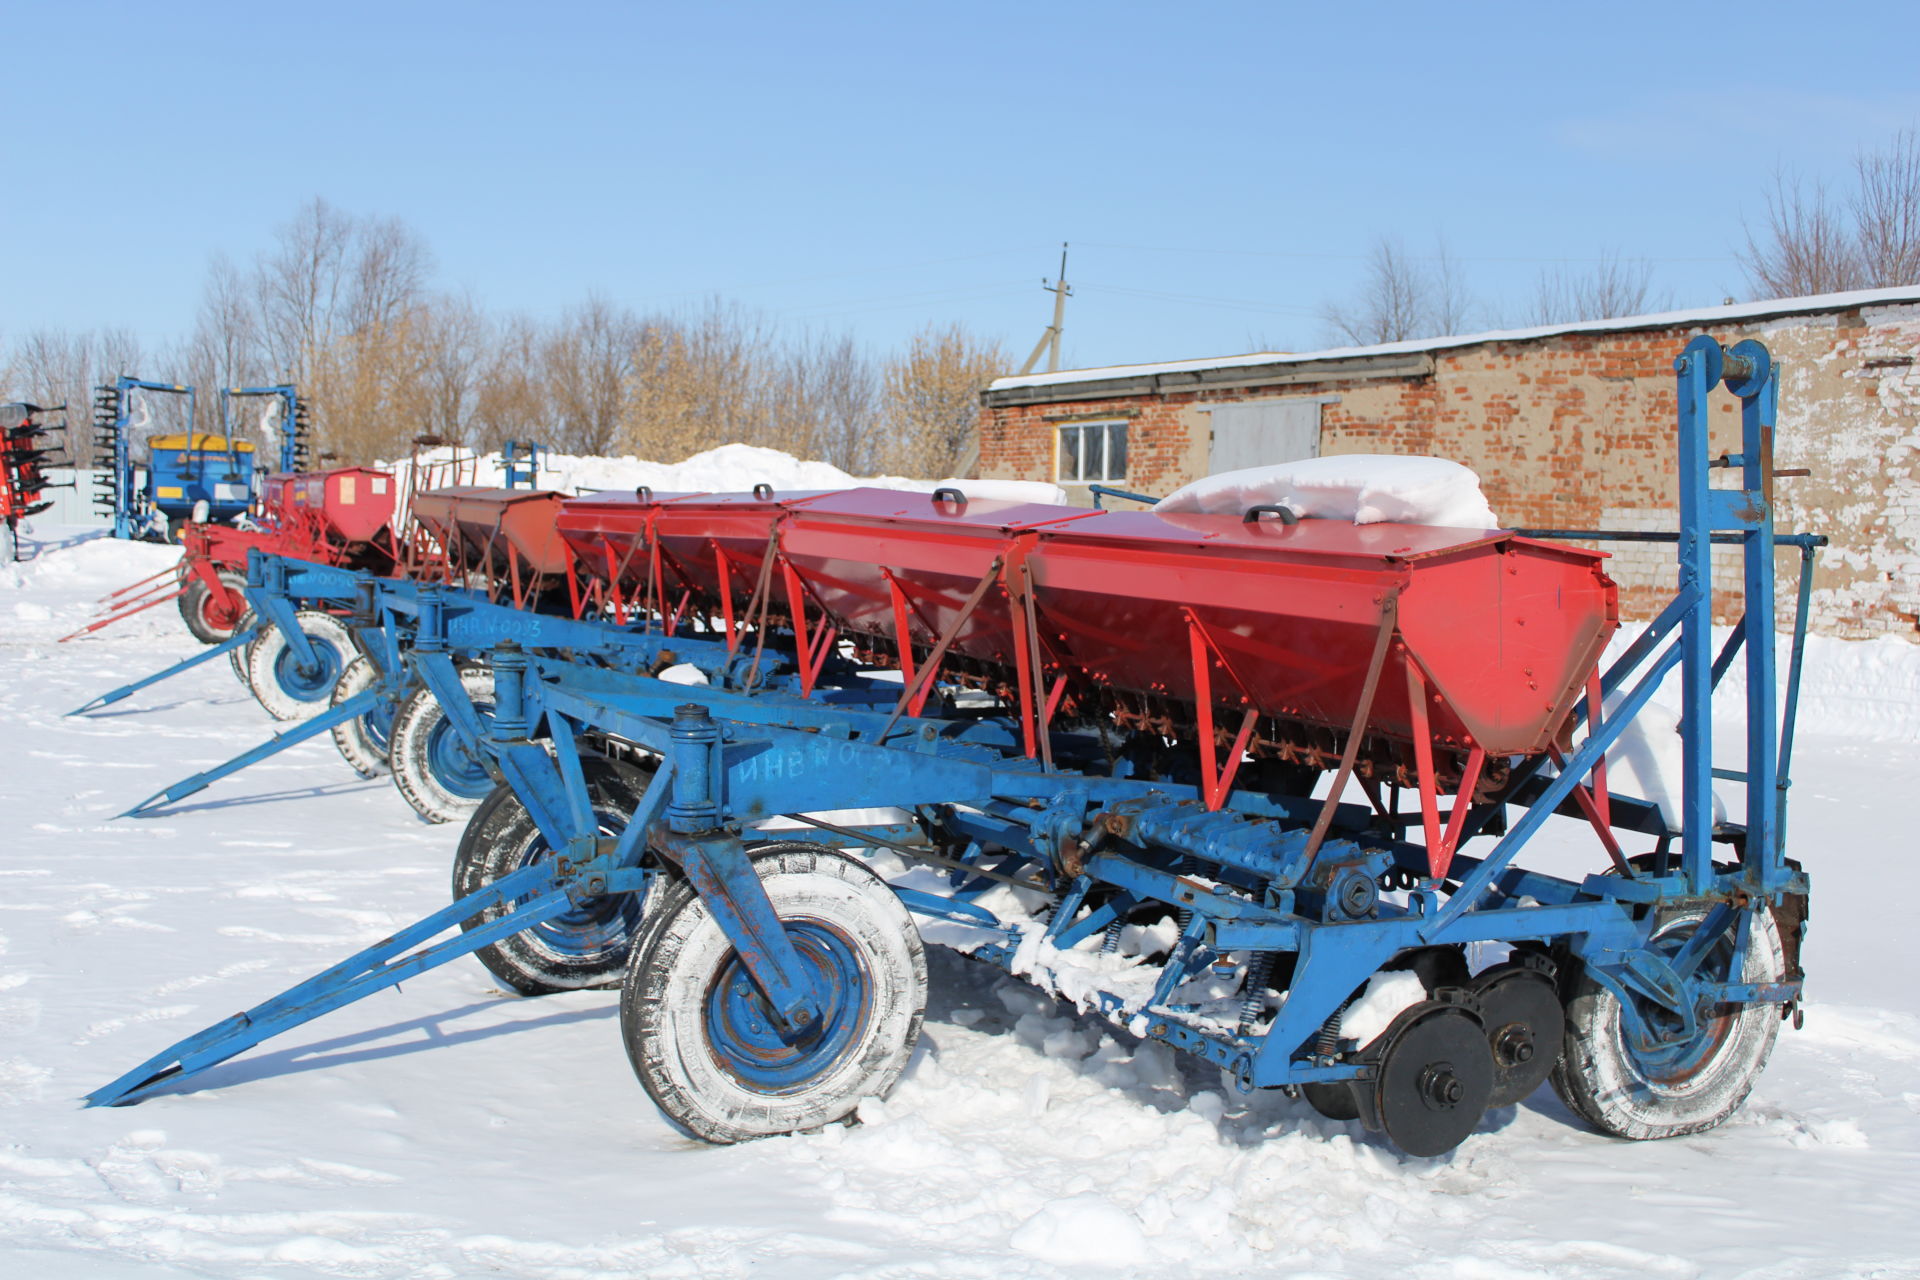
(178, 571, 249, 644)
(1551, 903, 1784, 1141)
(388, 667, 497, 823)
(620, 841, 927, 1144)
(1368, 1003, 1494, 1157)
(328, 654, 399, 778)
(244, 609, 355, 721)
(1470, 962, 1564, 1108)
(452, 757, 659, 995)
(230, 609, 258, 684)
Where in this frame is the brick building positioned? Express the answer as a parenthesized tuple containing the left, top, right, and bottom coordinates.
(977, 287, 1920, 639)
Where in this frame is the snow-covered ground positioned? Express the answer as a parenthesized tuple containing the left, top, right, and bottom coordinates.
(3, 525, 1916, 1279)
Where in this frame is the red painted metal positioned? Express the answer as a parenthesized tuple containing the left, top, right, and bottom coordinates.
(546, 483, 1618, 778)
(284, 468, 396, 546)
(65, 464, 403, 641)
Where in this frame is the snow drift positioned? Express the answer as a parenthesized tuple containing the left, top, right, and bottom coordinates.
(1155, 455, 1500, 528)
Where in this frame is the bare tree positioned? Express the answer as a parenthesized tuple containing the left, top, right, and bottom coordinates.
(1853, 128, 1920, 288)
(415, 293, 490, 445)
(1321, 236, 1474, 346)
(879, 322, 1006, 477)
(619, 299, 783, 461)
(1739, 172, 1864, 299)
(1428, 239, 1474, 337)
(544, 295, 638, 454)
(471, 314, 546, 453)
(1528, 250, 1664, 325)
(345, 214, 434, 335)
(255, 197, 356, 380)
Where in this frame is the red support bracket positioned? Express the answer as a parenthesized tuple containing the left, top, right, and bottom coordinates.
(713, 543, 736, 650)
(1184, 608, 1258, 810)
(781, 562, 836, 698)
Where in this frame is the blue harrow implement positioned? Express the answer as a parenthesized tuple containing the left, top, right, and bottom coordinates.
(88, 339, 1817, 1157)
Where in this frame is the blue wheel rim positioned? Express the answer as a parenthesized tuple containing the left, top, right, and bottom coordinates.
(360, 697, 398, 754)
(425, 700, 496, 799)
(1623, 920, 1736, 1083)
(703, 920, 871, 1093)
(510, 803, 646, 960)
(272, 635, 344, 703)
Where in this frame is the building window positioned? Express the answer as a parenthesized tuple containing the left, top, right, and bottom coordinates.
(1057, 421, 1129, 483)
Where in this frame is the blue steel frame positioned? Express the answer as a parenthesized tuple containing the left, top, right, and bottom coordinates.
(86, 549, 808, 816)
(502, 440, 547, 490)
(87, 338, 1815, 1116)
(222, 385, 306, 476)
(103, 377, 196, 540)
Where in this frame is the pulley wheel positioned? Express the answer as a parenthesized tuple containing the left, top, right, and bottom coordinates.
(1470, 963, 1563, 1108)
(1372, 1005, 1493, 1157)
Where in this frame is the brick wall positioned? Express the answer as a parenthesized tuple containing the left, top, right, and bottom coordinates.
(980, 305, 1920, 639)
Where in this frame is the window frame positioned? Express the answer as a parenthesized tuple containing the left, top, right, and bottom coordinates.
(1055, 419, 1130, 484)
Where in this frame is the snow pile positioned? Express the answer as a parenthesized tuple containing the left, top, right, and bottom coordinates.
(1008, 1192, 1149, 1265)
(383, 442, 1069, 506)
(1339, 970, 1428, 1047)
(1155, 454, 1500, 528)
(0, 531, 178, 596)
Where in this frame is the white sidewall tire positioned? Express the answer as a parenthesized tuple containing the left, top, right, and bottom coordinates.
(230, 610, 258, 685)
(621, 845, 927, 1144)
(245, 610, 356, 721)
(329, 654, 394, 778)
(1552, 905, 1784, 1141)
(452, 759, 657, 995)
(389, 667, 496, 824)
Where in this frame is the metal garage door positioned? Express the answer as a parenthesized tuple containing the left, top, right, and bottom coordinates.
(1206, 399, 1322, 473)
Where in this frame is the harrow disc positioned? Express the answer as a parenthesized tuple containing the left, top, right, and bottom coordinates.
(1469, 961, 1563, 1108)
(388, 667, 496, 824)
(620, 842, 927, 1144)
(453, 756, 658, 995)
(1369, 1003, 1493, 1157)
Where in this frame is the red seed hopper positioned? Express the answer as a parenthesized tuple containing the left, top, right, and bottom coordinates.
(280, 467, 396, 546)
(412, 487, 571, 606)
(775, 489, 1614, 782)
(549, 483, 1616, 802)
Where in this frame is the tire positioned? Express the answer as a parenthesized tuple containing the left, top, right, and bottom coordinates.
(178, 570, 249, 645)
(329, 654, 399, 778)
(244, 609, 355, 721)
(389, 667, 497, 824)
(453, 757, 658, 995)
(621, 842, 926, 1144)
(230, 609, 258, 685)
(1551, 903, 1784, 1141)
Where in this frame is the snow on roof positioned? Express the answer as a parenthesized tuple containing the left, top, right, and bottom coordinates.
(988, 284, 1920, 393)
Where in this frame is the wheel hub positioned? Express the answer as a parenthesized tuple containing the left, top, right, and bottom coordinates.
(1370, 1004, 1494, 1157)
(424, 702, 496, 799)
(704, 920, 870, 1093)
(272, 638, 343, 701)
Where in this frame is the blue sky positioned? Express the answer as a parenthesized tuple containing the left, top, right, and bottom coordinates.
(6, 0, 1917, 371)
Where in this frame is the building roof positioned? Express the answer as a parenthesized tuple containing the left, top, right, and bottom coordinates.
(986, 284, 1920, 400)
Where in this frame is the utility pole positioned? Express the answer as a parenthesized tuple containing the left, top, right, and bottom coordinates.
(1018, 243, 1072, 375)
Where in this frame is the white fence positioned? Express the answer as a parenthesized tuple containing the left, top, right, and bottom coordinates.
(30, 469, 108, 526)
